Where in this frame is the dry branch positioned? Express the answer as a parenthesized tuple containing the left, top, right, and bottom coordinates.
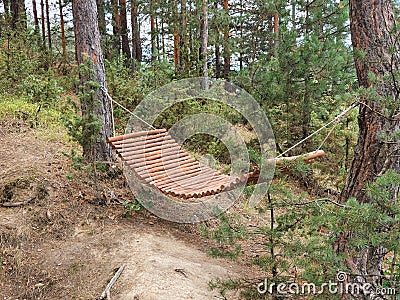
(100, 264, 126, 300)
(1, 197, 35, 207)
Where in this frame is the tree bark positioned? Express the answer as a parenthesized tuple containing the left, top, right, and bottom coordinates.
(40, 0, 46, 48)
(96, 0, 107, 37)
(215, 42, 221, 78)
(150, 0, 156, 62)
(339, 0, 399, 298)
(72, 0, 113, 162)
(130, 0, 142, 63)
(119, 0, 131, 66)
(10, 0, 26, 30)
(180, 0, 188, 71)
(341, 0, 399, 204)
(59, 0, 66, 58)
(32, 0, 39, 34)
(173, 31, 181, 69)
(111, 0, 121, 56)
(3, 0, 9, 15)
(273, 12, 279, 56)
(200, 0, 208, 88)
(173, 0, 180, 70)
(46, 0, 51, 49)
(155, 14, 160, 62)
(222, 0, 230, 80)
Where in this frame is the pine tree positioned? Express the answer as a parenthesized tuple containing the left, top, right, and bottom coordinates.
(72, 0, 114, 162)
(120, 0, 131, 66)
(131, 0, 142, 65)
(337, 0, 400, 296)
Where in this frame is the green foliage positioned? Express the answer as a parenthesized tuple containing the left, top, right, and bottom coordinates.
(62, 61, 102, 153)
(62, 149, 85, 170)
(16, 73, 63, 105)
(233, 0, 357, 193)
(200, 213, 247, 261)
(122, 199, 142, 215)
(105, 57, 175, 134)
(206, 166, 397, 298)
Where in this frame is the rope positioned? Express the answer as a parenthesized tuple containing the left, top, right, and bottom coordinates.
(110, 96, 116, 137)
(101, 85, 357, 158)
(277, 102, 359, 158)
(101, 87, 156, 130)
(317, 120, 338, 151)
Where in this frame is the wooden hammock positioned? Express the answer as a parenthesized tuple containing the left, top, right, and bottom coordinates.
(106, 129, 325, 199)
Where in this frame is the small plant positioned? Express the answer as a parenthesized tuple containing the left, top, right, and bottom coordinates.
(200, 213, 247, 261)
(122, 199, 142, 215)
(62, 149, 85, 170)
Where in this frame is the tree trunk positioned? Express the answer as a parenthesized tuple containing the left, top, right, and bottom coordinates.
(3, 0, 9, 15)
(342, 0, 399, 204)
(339, 0, 399, 298)
(32, 0, 39, 34)
(155, 14, 161, 62)
(160, 7, 166, 61)
(200, 0, 208, 88)
(273, 12, 279, 56)
(10, 0, 26, 30)
(215, 42, 221, 78)
(173, 0, 180, 71)
(111, 0, 121, 56)
(130, 0, 142, 64)
(96, 0, 107, 37)
(150, 0, 156, 62)
(181, 0, 188, 71)
(72, 0, 113, 162)
(40, 0, 46, 48)
(59, 0, 66, 58)
(301, 0, 311, 144)
(46, 0, 51, 50)
(239, 0, 243, 71)
(120, 0, 131, 65)
(173, 31, 181, 70)
(222, 0, 230, 80)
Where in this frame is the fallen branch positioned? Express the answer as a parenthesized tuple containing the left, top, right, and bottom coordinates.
(1, 197, 35, 207)
(291, 197, 349, 208)
(100, 264, 126, 300)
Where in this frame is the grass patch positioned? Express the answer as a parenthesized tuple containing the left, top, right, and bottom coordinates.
(0, 94, 73, 143)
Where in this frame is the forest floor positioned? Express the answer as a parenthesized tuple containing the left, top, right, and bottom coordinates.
(0, 118, 267, 300)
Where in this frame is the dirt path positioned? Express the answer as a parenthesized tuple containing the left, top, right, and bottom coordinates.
(0, 119, 243, 299)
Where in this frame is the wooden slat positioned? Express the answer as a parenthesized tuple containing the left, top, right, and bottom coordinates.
(112, 132, 168, 147)
(144, 162, 201, 181)
(156, 169, 213, 189)
(107, 128, 167, 143)
(131, 154, 195, 169)
(140, 162, 201, 181)
(121, 146, 182, 161)
(117, 140, 178, 156)
(162, 171, 221, 191)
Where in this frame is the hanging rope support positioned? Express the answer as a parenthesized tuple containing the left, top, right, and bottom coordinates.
(101, 86, 156, 130)
(110, 95, 116, 137)
(277, 101, 359, 158)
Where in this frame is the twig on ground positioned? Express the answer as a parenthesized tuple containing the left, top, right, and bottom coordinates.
(174, 268, 188, 278)
(291, 197, 349, 208)
(1, 197, 35, 207)
(100, 264, 126, 300)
